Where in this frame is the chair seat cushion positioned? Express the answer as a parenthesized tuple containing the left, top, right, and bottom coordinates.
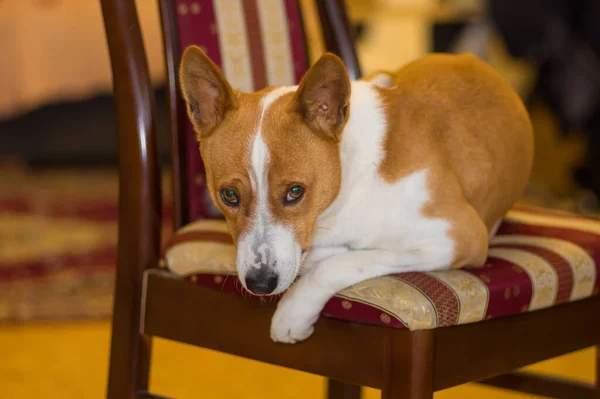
(162, 207, 600, 330)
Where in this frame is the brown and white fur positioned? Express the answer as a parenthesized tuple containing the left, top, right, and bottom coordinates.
(179, 47, 534, 343)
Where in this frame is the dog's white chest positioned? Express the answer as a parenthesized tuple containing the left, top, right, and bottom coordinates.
(310, 81, 453, 255)
(313, 169, 452, 251)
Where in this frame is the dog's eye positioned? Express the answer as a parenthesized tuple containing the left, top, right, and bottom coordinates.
(220, 188, 240, 207)
(284, 185, 304, 205)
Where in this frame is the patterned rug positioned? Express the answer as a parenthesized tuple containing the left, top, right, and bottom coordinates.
(0, 164, 597, 323)
(0, 165, 171, 322)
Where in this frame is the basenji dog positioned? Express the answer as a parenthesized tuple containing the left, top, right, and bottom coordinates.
(179, 47, 534, 343)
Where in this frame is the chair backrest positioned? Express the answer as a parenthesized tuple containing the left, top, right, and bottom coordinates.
(158, 0, 360, 228)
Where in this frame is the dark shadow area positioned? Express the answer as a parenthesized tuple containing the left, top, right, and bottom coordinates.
(0, 87, 171, 168)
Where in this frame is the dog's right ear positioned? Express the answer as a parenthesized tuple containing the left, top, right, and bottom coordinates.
(179, 46, 236, 138)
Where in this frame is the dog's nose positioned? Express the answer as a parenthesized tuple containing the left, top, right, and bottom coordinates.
(245, 267, 278, 295)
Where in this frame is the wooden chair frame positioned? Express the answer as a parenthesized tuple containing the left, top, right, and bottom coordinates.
(100, 0, 600, 398)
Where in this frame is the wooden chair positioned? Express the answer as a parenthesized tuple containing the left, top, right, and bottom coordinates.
(100, 1, 600, 398)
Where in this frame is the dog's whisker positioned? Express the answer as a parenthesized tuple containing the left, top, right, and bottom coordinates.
(221, 272, 233, 292)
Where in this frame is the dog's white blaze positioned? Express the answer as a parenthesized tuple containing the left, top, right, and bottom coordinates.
(249, 85, 298, 237)
(237, 86, 302, 290)
(250, 132, 269, 233)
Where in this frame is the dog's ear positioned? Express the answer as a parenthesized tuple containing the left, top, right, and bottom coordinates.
(179, 46, 236, 138)
(290, 53, 350, 142)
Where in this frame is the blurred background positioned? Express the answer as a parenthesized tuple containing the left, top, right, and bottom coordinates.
(0, 0, 598, 397)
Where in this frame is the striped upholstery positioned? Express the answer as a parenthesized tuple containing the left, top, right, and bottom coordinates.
(174, 0, 309, 220)
(162, 207, 600, 330)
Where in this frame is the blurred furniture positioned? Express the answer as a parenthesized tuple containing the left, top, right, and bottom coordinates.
(346, 0, 485, 89)
(490, 0, 600, 204)
(101, 1, 600, 398)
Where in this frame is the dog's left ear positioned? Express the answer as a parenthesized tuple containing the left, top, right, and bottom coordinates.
(291, 53, 350, 142)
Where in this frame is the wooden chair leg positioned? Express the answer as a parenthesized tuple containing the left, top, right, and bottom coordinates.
(327, 379, 361, 399)
(106, 272, 152, 399)
(381, 330, 434, 399)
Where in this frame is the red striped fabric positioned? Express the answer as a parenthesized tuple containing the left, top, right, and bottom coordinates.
(241, 0, 268, 90)
(492, 243, 574, 304)
(174, 0, 222, 221)
(497, 221, 600, 296)
(394, 272, 460, 327)
(498, 222, 600, 254)
(283, 0, 309, 82)
(322, 296, 406, 328)
(466, 258, 533, 320)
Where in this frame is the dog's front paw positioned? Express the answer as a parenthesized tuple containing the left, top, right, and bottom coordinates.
(270, 295, 319, 344)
